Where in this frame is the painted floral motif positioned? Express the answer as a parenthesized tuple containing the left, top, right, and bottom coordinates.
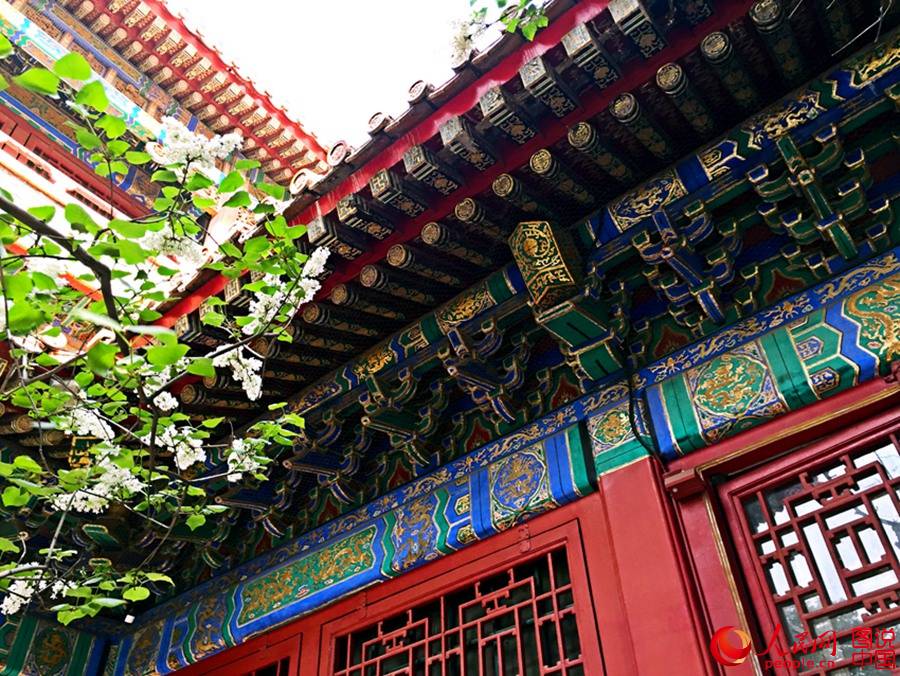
(845, 275, 900, 364)
(588, 405, 633, 457)
(28, 626, 69, 675)
(689, 343, 787, 443)
(238, 527, 376, 626)
(390, 494, 440, 572)
(489, 447, 554, 530)
(189, 594, 229, 661)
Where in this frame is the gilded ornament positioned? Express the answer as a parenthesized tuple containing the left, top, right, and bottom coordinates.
(436, 282, 493, 333)
(609, 171, 687, 231)
(509, 221, 581, 309)
(742, 90, 824, 150)
(352, 346, 394, 379)
(655, 63, 683, 92)
(700, 32, 729, 62)
(529, 149, 553, 175)
(844, 275, 900, 363)
(846, 32, 900, 88)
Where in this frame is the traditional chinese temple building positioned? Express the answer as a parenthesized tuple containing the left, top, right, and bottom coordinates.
(0, 0, 327, 238)
(4, 0, 900, 674)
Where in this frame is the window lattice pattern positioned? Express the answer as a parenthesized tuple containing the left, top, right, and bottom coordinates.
(332, 548, 586, 676)
(741, 435, 900, 673)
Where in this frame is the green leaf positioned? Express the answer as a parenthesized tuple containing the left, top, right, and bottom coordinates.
(108, 219, 148, 238)
(118, 240, 150, 264)
(186, 172, 213, 191)
(75, 80, 109, 112)
(0, 537, 20, 554)
(1, 486, 29, 507)
(218, 170, 243, 193)
(192, 196, 216, 210)
(144, 572, 174, 585)
(151, 169, 178, 183)
(256, 181, 286, 200)
(0, 75, 7, 92)
(234, 159, 260, 170)
(200, 310, 225, 327)
(200, 417, 224, 428)
(219, 242, 241, 258)
(35, 352, 59, 367)
(87, 342, 118, 374)
(139, 309, 163, 322)
(75, 127, 102, 150)
(53, 53, 91, 80)
(14, 67, 59, 95)
(91, 597, 127, 608)
(244, 236, 270, 256)
(222, 190, 251, 208)
(122, 586, 150, 602)
(71, 308, 122, 331)
(13, 455, 42, 474)
(186, 513, 206, 531)
(107, 140, 129, 156)
(8, 300, 43, 334)
(96, 114, 127, 139)
(57, 609, 86, 626)
(64, 203, 97, 233)
(146, 341, 189, 367)
(285, 225, 307, 240)
(0, 34, 13, 58)
(185, 357, 215, 377)
(27, 205, 55, 222)
(125, 150, 151, 165)
(4, 272, 32, 301)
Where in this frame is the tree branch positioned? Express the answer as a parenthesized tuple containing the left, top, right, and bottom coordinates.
(0, 194, 130, 353)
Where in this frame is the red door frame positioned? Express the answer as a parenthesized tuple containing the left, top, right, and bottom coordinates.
(663, 371, 900, 676)
(717, 407, 900, 674)
(316, 519, 605, 675)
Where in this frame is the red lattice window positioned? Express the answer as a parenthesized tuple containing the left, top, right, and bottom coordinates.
(331, 547, 587, 676)
(728, 429, 900, 674)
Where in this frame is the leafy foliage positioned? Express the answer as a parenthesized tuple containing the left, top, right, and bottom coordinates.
(471, 0, 548, 41)
(0, 48, 329, 624)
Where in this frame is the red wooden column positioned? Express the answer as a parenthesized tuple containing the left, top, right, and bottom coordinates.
(582, 456, 715, 675)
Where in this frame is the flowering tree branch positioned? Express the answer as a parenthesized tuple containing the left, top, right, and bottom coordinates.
(0, 42, 331, 624)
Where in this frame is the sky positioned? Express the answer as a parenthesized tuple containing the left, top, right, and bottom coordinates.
(165, 0, 474, 149)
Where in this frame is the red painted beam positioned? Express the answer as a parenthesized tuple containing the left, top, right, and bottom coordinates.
(155, 1, 757, 327)
(287, 0, 757, 306)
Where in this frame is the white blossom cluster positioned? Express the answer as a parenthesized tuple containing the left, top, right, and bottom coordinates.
(225, 437, 265, 482)
(213, 347, 263, 400)
(56, 406, 115, 442)
(152, 391, 178, 412)
(146, 116, 242, 176)
(140, 229, 206, 267)
(449, 13, 487, 64)
(51, 455, 146, 514)
(0, 579, 35, 616)
(0, 576, 75, 617)
(145, 425, 206, 471)
(240, 247, 329, 336)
